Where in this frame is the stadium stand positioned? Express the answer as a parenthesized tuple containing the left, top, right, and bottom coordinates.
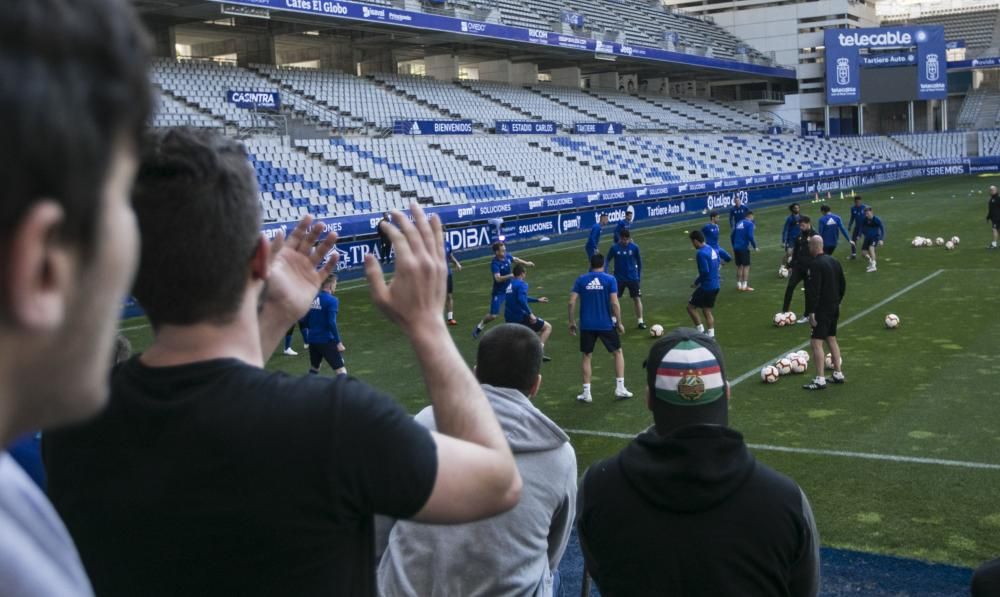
(980, 130, 1000, 156)
(145, 59, 980, 223)
(957, 88, 1000, 131)
(883, 8, 1000, 56)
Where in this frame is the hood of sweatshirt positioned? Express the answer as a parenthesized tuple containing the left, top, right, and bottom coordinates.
(618, 424, 755, 513)
(481, 384, 569, 454)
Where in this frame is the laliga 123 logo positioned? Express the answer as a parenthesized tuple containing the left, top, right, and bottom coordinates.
(925, 53, 940, 81)
(836, 57, 851, 86)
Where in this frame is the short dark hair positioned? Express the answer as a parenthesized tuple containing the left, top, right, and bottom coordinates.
(491, 242, 503, 253)
(854, 195, 863, 201)
(0, 0, 152, 313)
(820, 204, 831, 213)
(789, 203, 799, 211)
(619, 229, 631, 240)
(131, 128, 261, 328)
(513, 264, 526, 277)
(709, 210, 719, 218)
(476, 324, 542, 395)
(745, 210, 754, 217)
(590, 253, 605, 269)
(799, 215, 811, 224)
(689, 230, 705, 243)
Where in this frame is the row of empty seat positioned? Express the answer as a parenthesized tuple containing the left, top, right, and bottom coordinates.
(236, 130, 987, 222)
(884, 9, 1000, 54)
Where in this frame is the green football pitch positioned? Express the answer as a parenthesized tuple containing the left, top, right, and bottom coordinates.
(120, 174, 1000, 568)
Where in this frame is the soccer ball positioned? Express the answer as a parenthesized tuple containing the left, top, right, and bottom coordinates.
(789, 355, 807, 374)
(775, 358, 792, 376)
(945, 241, 954, 251)
(777, 265, 790, 278)
(649, 324, 664, 337)
(773, 312, 787, 327)
(796, 350, 810, 364)
(935, 237, 945, 246)
(824, 353, 842, 370)
(760, 365, 780, 383)
(785, 312, 797, 325)
(951, 236, 960, 245)
(885, 313, 900, 329)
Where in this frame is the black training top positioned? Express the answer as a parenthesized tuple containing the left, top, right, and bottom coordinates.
(45, 357, 437, 597)
(805, 253, 846, 317)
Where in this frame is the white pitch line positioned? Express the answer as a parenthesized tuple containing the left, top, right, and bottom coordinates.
(118, 323, 149, 332)
(564, 428, 1000, 471)
(728, 268, 946, 387)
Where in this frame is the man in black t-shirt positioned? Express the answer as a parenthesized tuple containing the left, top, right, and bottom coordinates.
(44, 128, 522, 597)
(804, 235, 846, 391)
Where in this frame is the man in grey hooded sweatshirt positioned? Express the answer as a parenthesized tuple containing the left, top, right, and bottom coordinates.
(376, 324, 577, 597)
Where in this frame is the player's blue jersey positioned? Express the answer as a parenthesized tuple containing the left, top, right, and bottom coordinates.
(818, 213, 851, 247)
(702, 223, 721, 248)
(731, 219, 757, 251)
(305, 291, 340, 344)
(606, 242, 642, 282)
(572, 272, 618, 331)
(848, 204, 868, 230)
(729, 205, 749, 229)
(504, 278, 537, 322)
(782, 214, 800, 247)
(613, 220, 631, 244)
(445, 240, 454, 274)
(695, 245, 722, 291)
(860, 216, 885, 241)
(490, 254, 514, 295)
(586, 223, 602, 252)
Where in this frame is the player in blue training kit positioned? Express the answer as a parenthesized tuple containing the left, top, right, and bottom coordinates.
(282, 322, 307, 356)
(702, 211, 733, 264)
(859, 206, 885, 273)
(847, 195, 867, 259)
(782, 203, 801, 263)
(728, 195, 749, 245)
(444, 239, 462, 325)
(688, 230, 721, 337)
(818, 204, 853, 256)
(586, 212, 608, 261)
(731, 211, 758, 292)
(306, 275, 346, 376)
(473, 242, 535, 338)
(569, 253, 631, 402)
(504, 264, 552, 360)
(605, 229, 646, 329)
(612, 209, 634, 245)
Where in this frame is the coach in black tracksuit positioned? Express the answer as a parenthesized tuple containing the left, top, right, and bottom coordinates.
(804, 235, 846, 391)
(987, 185, 1000, 249)
(377, 212, 392, 264)
(782, 215, 816, 316)
(577, 328, 820, 596)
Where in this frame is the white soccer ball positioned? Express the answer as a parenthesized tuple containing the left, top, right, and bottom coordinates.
(935, 237, 945, 246)
(945, 241, 954, 251)
(789, 355, 807, 374)
(796, 350, 810, 362)
(951, 236, 960, 245)
(911, 238, 920, 247)
(775, 358, 792, 376)
(778, 265, 789, 278)
(785, 312, 797, 325)
(773, 312, 787, 327)
(885, 313, 900, 329)
(824, 353, 841, 370)
(649, 324, 664, 337)
(760, 365, 780, 384)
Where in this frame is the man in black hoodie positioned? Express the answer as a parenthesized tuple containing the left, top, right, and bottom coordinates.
(782, 216, 817, 322)
(576, 328, 820, 596)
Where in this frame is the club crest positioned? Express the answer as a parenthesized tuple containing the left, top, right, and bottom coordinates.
(677, 371, 705, 401)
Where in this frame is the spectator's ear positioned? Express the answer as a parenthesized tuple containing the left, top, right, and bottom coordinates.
(4, 201, 72, 331)
(249, 234, 269, 281)
(529, 374, 542, 398)
(725, 382, 731, 401)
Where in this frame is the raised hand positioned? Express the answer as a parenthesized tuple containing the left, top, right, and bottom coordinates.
(364, 204, 447, 333)
(265, 216, 338, 326)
